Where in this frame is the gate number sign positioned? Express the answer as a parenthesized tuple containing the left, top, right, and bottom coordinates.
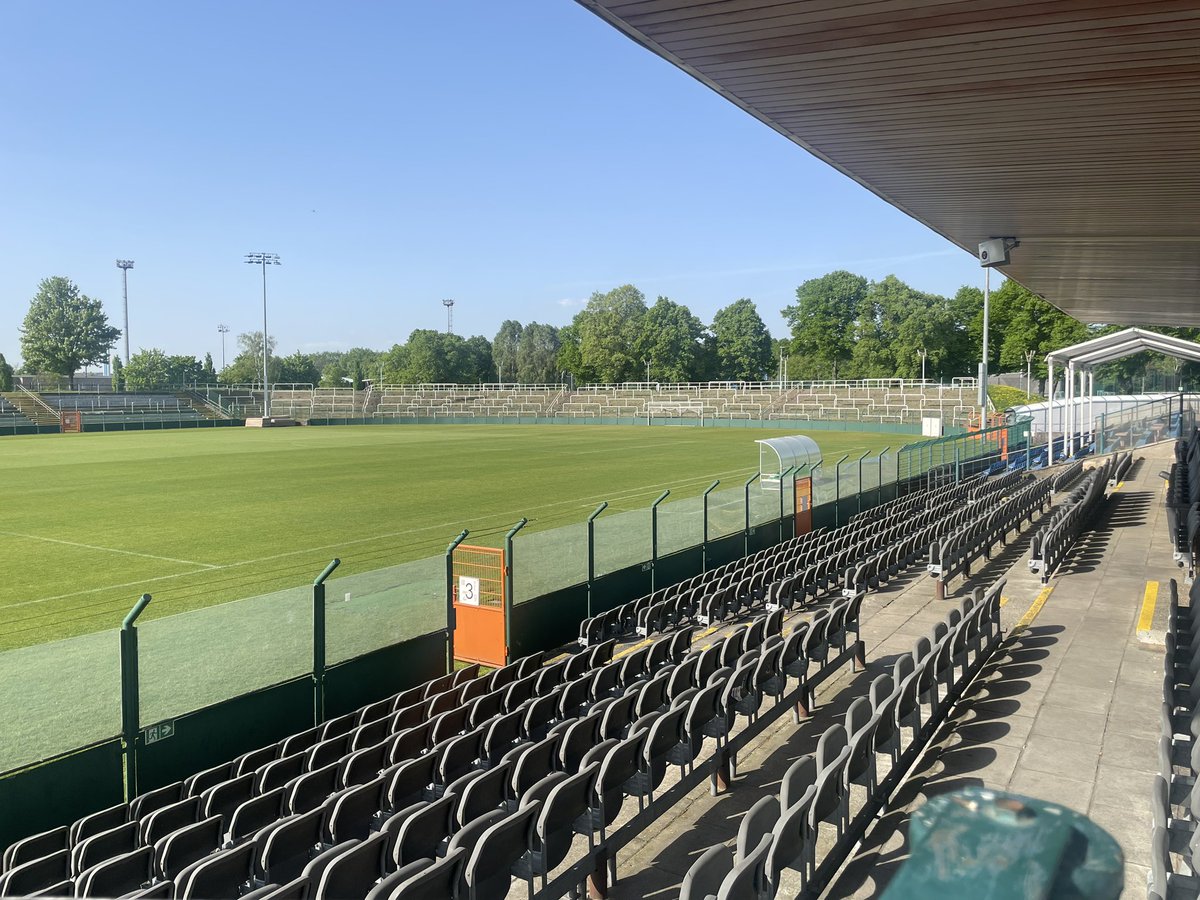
(458, 576, 480, 606)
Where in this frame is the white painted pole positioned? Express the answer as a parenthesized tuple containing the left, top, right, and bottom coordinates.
(1047, 360, 1055, 461)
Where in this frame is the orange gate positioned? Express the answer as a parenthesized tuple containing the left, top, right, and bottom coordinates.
(794, 476, 813, 536)
(451, 544, 507, 667)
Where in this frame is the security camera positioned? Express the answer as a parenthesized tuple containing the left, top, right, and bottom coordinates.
(978, 237, 1019, 267)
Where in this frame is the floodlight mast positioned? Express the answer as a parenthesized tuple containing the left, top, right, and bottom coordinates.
(217, 324, 230, 370)
(116, 260, 134, 363)
(244, 253, 280, 417)
(442, 298, 454, 335)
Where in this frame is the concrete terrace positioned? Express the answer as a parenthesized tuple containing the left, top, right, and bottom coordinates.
(602, 442, 1173, 898)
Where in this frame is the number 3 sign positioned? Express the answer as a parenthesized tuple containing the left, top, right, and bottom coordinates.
(458, 576, 480, 606)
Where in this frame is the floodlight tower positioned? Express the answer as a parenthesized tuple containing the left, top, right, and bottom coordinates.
(217, 324, 231, 370)
(116, 260, 134, 362)
(442, 299, 455, 335)
(244, 253, 281, 416)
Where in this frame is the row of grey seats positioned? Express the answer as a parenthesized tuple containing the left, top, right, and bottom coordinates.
(681, 581, 1004, 900)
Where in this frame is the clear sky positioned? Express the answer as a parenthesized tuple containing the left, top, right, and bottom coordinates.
(0, 1, 987, 369)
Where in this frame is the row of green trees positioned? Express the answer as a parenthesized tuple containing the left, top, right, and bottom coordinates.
(15, 273, 1200, 392)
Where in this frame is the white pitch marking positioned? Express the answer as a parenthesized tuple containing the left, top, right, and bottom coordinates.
(1, 531, 219, 569)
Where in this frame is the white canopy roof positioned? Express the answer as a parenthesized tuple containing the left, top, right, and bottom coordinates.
(756, 435, 821, 476)
(1046, 327, 1200, 369)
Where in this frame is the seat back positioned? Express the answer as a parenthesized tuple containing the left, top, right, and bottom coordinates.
(229, 787, 286, 844)
(464, 804, 540, 900)
(74, 847, 150, 900)
(393, 796, 454, 868)
(0, 849, 71, 897)
(176, 841, 256, 900)
(384, 845, 466, 900)
(535, 763, 599, 874)
(154, 815, 223, 880)
(384, 753, 436, 812)
(2, 826, 67, 874)
(679, 844, 733, 900)
(73, 820, 137, 876)
(325, 776, 386, 843)
(140, 795, 202, 847)
(286, 761, 340, 815)
(256, 808, 324, 884)
(313, 832, 387, 900)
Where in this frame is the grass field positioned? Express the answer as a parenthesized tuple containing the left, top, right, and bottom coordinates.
(2, 424, 914, 651)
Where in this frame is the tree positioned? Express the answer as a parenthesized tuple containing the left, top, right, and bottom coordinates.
(320, 360, 349, 387)
(575, 285, 648, 383)
(516, 323, 560, 384)
(493, 320, 523, 382)
(783, 272, 865, 379)
(463, 335, 495, 384)
(0, 353, 12, 392)
(635, 297, 705, 382)
(277, 351, 321, 386)
(221, 332, 278, 384)
(555, 324, 591, 384)
(110, 356, 124, 391)
(19, 276, 121, 388)
(382, 330, 471, 383)
(123, 349, 205, 389)
(711, 299, 772, 381)
(202, 353, 217, 383)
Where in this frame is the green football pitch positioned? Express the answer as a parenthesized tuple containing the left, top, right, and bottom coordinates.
(1, 424, 915, 652)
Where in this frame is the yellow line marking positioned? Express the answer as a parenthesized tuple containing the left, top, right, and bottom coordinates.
(999, 595, 1010, 607)
(1137, 581, 1159, 634)
(613, 637, 652, 659)
(1013, 585, 1055, 633)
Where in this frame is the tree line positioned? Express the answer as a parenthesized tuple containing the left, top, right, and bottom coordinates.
(15, 273, 1200, 392)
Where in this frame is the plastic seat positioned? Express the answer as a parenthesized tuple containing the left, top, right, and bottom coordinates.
(279, 724, 323, 759)
(383, 845, 465, 900)
(340, 741, 389, 788)
(153, 815, 223, 880)
(363, 859, 432, 900)
(1, 827, 67, 875)
(305, 734, 351, 772)
(0, 850, 71, 898)
(386, 722, 433, 766)
(255, 751, 306, 794)
(235, 743, 279, 777)
(462, 803, 540, 900)
(228, 787, 286, 845)
(391, 796, 454, 868)
(69, 803, 128, 847)
(128, 781, 184, 822)
(174, 841, 256, 900)
(324, 776, 386, 843)
(201, 772, 255, 825)
(72, 821, 137, 877)
(736, 796, 780, 862)
(435, 728, 485, 793)
(139, 795, 201, 847)
(455, 760, 512, 827)
(515, 762, 599, 889)
(467, 689, 505, 730)
(383, 753, 436, 813)
(680, 844, 733, 900)
(312, 832, 388, 900)
(254, 808, 324, 884)
(73, 847, 150, 899)
(780, 754, 817, 812)
(185, 761, 236, 797)
(507, 733, 562, 799)
(285, 761, 340, 815)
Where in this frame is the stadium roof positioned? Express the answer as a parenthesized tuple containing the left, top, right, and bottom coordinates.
(576, 1, 1200, 325)
(1046, 325, 1200, 367)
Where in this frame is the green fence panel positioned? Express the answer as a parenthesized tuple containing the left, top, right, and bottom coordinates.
(137, 584, 310, 726)
(748, 486, 778, 529)
(746, 522, 776, 555)
(509, 584, 589, 658)
(0, 738, 124, 850)
(706, 485, 745, 539)
(0, 628, 120, 774)
(812, 500, 837, 531)
(137, 677, 312, 793)
(836, 497, 860, 525)
(590, 565, 652, 615)
(654, 546, 705, 589)
(325, 557, 444, 665)
(324, 630, 448, 719)
(513, 522, 587, 603)
(705, 533, 744, 569)
(593, 508, 651, 578)
(657, 494, 704, 557)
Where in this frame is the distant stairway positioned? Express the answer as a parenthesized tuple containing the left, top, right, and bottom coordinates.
(177, 391, 230, 420)
(2, 391, 59, 426)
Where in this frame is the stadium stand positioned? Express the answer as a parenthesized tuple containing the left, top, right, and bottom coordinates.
(0, 396, 37, 427)
(38, 393, 207, 425)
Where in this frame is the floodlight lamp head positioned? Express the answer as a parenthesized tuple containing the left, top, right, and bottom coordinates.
(116, 259, 134, 269)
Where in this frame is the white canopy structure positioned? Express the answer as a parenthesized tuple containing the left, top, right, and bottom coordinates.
(756, 435, 821, 490)
(1045, 328, 1200, 457)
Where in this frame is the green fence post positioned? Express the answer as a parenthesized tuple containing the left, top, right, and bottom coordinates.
(650, 490, 670, 591)
(586, 503, 607, 618)
(743, 473, 761, 556)
(833, 454, 848, 526)
(312, 558, 340, 725)
(503, 518, 528, 665)
(856, 450, 870, 515)
(120, 593, 151, 801)
(444, 534, 467, 672)
(877, 447, 890, 507)
(778, 466, 795, 541)
(702, 480, 719, 571)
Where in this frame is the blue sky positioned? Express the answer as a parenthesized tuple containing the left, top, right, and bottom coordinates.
(0, 1, 986, 368)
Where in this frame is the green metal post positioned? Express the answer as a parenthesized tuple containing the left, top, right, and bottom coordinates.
(833, 454, 848, 526)
(650, 490, 670, 591)
(778, 466, 795, 541)
(444, 534, 467, 672)
(312, 558, 340, 725)
(856, 450, 871, 515)
(120, 593, 151, 800)
(877, 447, 890, 506)
(955, 444, 961, 482)
(503, 518, 528, 664)
(744, 473, 761, 556)
(586, 503, 607, 617)
(702, 480, 719, 571)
